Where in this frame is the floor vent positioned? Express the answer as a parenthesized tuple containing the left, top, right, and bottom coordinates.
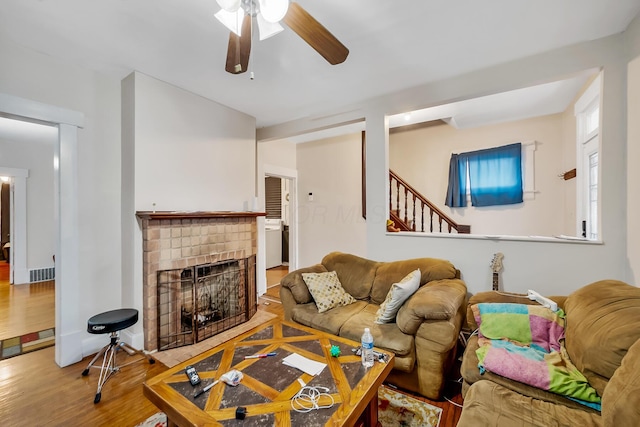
(29, 267, 55, 283)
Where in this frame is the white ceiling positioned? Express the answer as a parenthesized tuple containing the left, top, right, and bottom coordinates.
(1, 0, 639, 131)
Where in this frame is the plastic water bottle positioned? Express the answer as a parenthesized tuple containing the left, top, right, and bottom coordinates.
(361, 328, 374, 368)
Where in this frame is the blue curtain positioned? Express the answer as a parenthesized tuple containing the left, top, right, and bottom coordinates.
(444, 154, 467, 207)
(445, 143, 523, 207)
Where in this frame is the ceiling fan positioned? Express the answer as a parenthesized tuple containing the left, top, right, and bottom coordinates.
(214, 0, 349, 74)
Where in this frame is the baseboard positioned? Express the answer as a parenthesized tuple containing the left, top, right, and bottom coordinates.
(121, 329, 145, 351)
(81, 334, 109, 359)
(57, 329, 85, 367)
(13, 267, 29, 285)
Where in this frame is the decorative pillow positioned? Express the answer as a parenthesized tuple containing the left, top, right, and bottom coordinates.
(302, 271, 356, 313)
(375, 269, 421, 324)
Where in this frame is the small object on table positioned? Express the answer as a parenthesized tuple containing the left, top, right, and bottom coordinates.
(244, 352, 277, 359)
(235, 406, 247, 420)
(194, 379, 219, 398)
(220, 369, 243, 386)
(330, 345, 341, 357)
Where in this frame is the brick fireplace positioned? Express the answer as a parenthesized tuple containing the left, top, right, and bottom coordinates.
(136, 211, 264, 351)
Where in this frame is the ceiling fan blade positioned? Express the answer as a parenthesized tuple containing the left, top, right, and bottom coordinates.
(282, 2, 349, 65)
(225, 14, 252, 74)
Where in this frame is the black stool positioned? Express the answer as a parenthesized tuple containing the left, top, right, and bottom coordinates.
(82, 308, 154, 403)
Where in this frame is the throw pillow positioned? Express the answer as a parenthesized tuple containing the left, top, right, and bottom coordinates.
(302, 271, 356, 313)
(375, 269, 421, 324)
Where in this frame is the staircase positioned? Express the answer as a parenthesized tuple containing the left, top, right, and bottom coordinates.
(389, 170, 470, 234)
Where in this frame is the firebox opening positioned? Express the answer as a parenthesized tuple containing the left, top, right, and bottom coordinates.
(157, 254, 256, 351)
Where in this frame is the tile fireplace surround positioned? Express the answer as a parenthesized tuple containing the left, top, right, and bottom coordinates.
(136, 211, 265, 351)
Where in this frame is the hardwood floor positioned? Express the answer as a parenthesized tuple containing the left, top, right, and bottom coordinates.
(0, 263, 463, 426)
(266, 265, 288, 286)
(0, 262, 55, 340)
(0, 282, 55, 340)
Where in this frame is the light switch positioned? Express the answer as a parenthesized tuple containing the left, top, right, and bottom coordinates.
(308, 192, 314, 202)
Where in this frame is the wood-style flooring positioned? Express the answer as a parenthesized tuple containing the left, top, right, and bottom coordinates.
(0, 262, 55, 340)
(0, 261, 463, 426)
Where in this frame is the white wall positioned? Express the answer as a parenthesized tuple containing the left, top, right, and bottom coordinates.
(296, 133, 367, 266)
(260, 34, 631, 296)
(131, 72, 256, 212)
(367, 36, 628, 296)
(626, 13, 640, 286)
(121, 72, 257, 347)
(259, 139, 297, 169)
(0, 133, 55, 271)
(627, 56, 640, 285)
(389, 113, 567, 236)
(0, 36, 123, 364)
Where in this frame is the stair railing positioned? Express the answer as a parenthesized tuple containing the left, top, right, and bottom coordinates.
(389, 169, 471, 234)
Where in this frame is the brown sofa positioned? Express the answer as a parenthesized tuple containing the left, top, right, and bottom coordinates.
(458, 280, 640, 426)
(279, 252, 467, 399)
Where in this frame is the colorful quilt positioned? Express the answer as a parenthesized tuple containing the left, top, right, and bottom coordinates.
(472, 303, 601, 409)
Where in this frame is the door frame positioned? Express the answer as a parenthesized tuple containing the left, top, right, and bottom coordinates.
(0, 92, 84, 367)
(0, 167, 28, 284)
(259, 164, 298, 296)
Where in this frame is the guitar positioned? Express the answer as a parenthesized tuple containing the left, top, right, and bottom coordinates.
(490, 252, 504, 291)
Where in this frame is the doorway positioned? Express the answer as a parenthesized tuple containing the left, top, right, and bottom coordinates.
(264, 175, 293, 302)
(0, 118, 57, 345)
(259, 161, 297, 298)
(1, 92, 84, 367)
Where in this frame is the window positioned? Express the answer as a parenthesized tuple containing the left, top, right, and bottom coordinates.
(445, 143, 523, 207)
(574, 74, 600, 240)
(264, 176, 282, 219)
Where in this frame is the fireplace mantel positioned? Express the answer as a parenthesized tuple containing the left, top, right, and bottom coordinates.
(136, 211, 266, 220)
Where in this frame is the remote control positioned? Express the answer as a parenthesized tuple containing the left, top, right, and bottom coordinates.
(527, 290, 558, 312)
(185, 365, 201, 386)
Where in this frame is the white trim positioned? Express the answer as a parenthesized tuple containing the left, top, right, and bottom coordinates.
(0, 92, 84, 368)
(0, 93, 84, 127)
(574, 74, 602, 115)
(12, 176, 28, 284)
(55, 123, 81, 366)
(574, 74, 601, 240)
(0, 168, 28, 284)
(0, 167, 29, 178)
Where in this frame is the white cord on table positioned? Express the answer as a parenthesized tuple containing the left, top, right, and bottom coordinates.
(291, 385, 335, 413)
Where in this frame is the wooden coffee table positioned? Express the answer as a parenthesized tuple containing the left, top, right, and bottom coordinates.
(144, 317, 394, 427)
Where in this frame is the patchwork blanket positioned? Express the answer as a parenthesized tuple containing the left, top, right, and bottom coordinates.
(472, 303, 601, 409)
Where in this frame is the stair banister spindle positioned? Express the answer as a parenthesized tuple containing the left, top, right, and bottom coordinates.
(412, 194, 417, 231)
(396, 180, 400, 216)
(430, 209, 434, 232)
(389, 174, 393, 216)
(403, 188, 409, 225)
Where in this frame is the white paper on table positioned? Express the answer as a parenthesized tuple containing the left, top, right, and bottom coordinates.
(282, 353, 327, 376)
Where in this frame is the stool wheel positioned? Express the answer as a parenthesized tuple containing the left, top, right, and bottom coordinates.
(94, 392, 101, 404)
(82, 368, 89, 376)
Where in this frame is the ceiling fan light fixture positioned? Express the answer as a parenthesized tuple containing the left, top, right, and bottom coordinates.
(216, 0, 241, 12)
(256, 14, 284, 40)
(258, 0, 289, 23)
(214, 8, 244, 36)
